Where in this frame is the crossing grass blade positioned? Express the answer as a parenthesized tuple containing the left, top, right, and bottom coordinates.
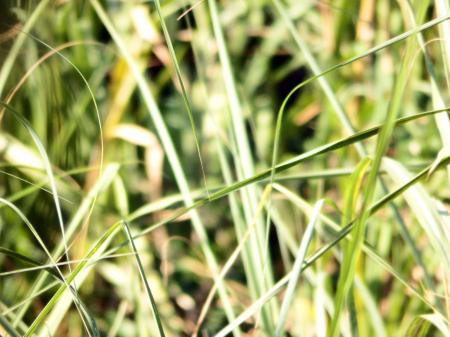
(14, 108, 446, 337)
(383, 158, 450, 273)
(0, 198, 98, 337)
(0, 314, 21, 337)
(327, 7, 427, 334)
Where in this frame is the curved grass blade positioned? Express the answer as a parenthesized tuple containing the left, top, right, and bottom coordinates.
(270, 0, 439, 296)
(0, 198, 62, 278)
(327, 7, 428, 333)
(271, 181, 445, 314)
(421, 313, 450, 337)
(0, 102, 71, 273)
(108, 154, 449, 337)
(5, 31, 106, 257)
(105, 152, 450, 337)
(210, 182, 445, 337)
(266, 6, 450, 191)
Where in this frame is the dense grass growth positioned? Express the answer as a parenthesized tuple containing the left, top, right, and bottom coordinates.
(1, 0, 450, 336)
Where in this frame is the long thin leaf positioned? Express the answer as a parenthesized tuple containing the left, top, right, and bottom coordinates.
(122, 221, 166, 337)
(275, 199, 324, 337)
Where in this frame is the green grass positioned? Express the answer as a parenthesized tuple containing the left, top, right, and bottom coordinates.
(0, 1, 450, 336)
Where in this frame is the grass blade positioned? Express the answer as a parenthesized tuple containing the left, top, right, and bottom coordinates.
(327, 158, 371, 336)
(122, 221, 166, 337)
(89, 1, 240, 334)
(152, 0, 209, 196)
(275, 199, 324, 337)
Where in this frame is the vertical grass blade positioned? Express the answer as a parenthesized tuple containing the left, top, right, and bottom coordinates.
(206, 3, 277, 330)
(89, 1, 240, 335)
(152, 0, 209, 196)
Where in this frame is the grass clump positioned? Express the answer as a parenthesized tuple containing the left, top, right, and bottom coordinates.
(0, 1, 449, 336)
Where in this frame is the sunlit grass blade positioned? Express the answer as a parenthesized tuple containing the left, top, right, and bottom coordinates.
(101, 154, 449, 337)
(271, 0, 436, 297)
(275, 199, 324, 337)
(328, 7, 424, 333)
(112, 155, 449, 336)
(421, 313, 450, 336)
(4, 4, 450, 335)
